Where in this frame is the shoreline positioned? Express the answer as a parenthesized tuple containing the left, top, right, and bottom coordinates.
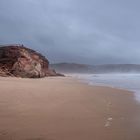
(68, 74, 140, 103)
(0, 77, 140, 140)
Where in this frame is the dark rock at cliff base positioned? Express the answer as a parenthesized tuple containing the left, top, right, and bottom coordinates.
(0, 44, 64, 78)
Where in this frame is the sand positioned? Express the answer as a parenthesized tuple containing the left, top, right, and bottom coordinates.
(0, 77, 140, 140)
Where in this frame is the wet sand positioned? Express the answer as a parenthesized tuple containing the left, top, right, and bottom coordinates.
(0, 77, 140, 140)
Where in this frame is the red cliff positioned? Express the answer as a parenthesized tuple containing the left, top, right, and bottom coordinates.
(0, 44, 63, 78)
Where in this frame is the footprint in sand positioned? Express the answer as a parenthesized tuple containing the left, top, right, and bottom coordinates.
(104, 117, 113, 127)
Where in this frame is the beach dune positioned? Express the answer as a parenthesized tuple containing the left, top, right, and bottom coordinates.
(0, 77, 140, 140)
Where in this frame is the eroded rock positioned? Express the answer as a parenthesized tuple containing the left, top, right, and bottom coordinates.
(0, 44, 63, 78)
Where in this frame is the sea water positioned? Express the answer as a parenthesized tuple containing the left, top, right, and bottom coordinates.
(69, 73, 140, 102)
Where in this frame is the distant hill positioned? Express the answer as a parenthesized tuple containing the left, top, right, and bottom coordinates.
(50, 63, 140, 74)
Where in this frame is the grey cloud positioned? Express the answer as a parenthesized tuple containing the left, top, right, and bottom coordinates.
(0, 0, 140, 64)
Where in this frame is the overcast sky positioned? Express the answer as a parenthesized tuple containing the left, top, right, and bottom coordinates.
(0, 0, 140, 64)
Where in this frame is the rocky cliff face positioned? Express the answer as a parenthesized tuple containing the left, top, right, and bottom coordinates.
(0, 44, 63, 78)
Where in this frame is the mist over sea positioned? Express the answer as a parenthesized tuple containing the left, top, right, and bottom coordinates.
(69, 73, 140, 102)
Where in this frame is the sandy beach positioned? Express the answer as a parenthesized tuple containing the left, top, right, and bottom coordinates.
(0, 77, 140, 140)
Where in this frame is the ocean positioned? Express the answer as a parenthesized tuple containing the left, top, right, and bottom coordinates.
(69, 73, 140, 102)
